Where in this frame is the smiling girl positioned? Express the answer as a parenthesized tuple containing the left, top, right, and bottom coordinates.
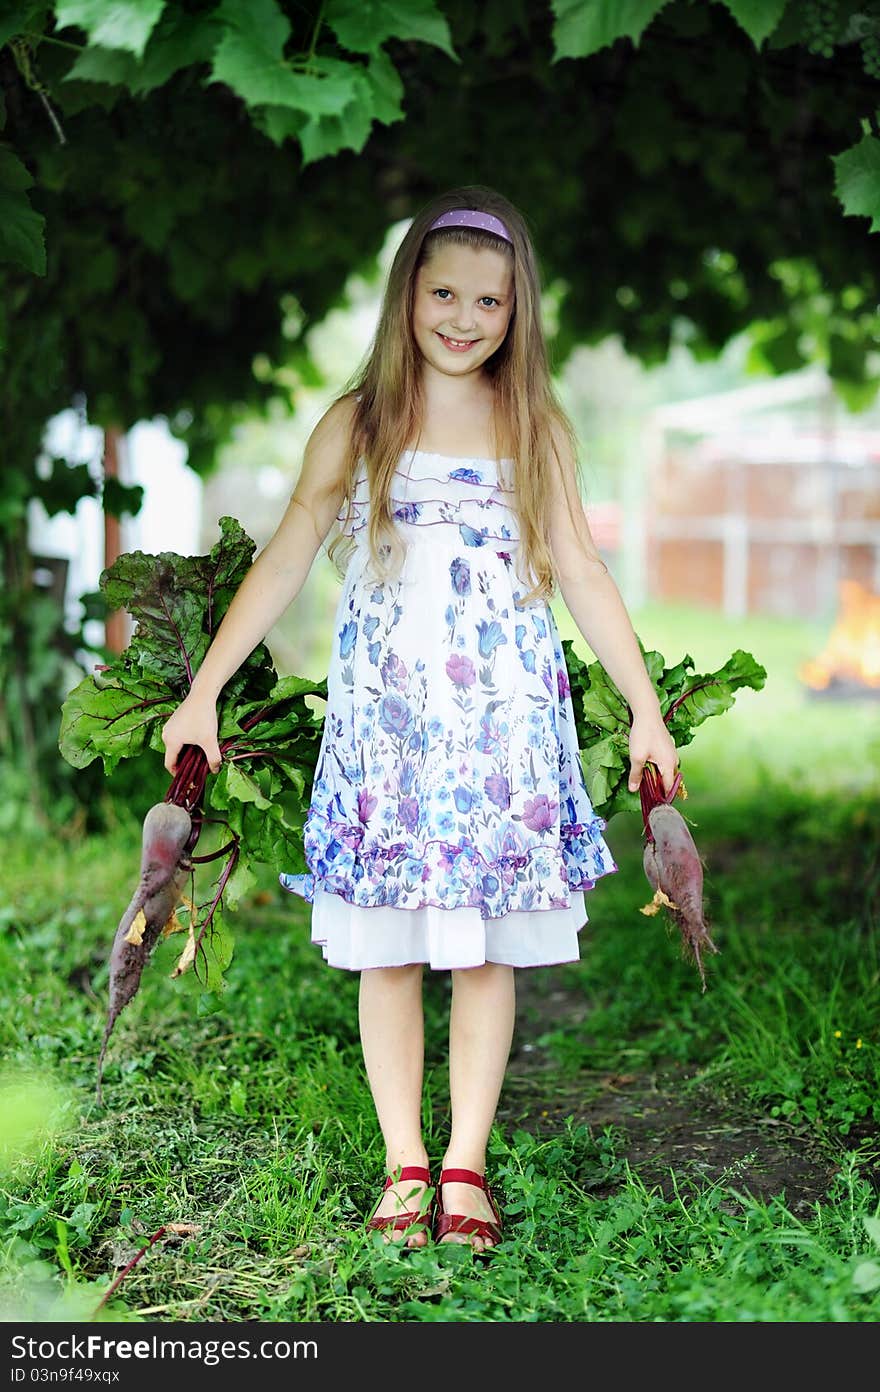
(161, 185, 677, 1254)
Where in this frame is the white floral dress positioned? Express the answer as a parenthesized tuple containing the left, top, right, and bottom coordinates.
(279, 449, 618, 970)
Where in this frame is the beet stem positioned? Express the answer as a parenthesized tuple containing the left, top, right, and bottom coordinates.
(92, 1226, 168, 1315)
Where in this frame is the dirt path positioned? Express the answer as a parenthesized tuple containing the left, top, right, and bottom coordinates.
(499, 970, 839, 1214)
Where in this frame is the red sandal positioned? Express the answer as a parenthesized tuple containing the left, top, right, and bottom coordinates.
(434, 1167, 503, 1250)
(366, 1165, 434, 1244)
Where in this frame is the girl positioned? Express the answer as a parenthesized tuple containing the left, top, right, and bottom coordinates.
(161, 185, 678, 1254)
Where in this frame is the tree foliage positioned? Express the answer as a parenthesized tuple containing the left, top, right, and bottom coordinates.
(2, 0, 880, 822)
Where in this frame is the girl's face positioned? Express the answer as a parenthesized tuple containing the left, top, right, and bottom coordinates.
(412, 242, 514, 380)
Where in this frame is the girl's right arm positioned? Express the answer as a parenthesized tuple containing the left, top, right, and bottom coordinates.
(161, 397, 355, 775)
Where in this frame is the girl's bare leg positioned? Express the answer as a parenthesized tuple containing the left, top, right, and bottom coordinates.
(439, 961, 516, 1251)
(358, 963, 430, 1247)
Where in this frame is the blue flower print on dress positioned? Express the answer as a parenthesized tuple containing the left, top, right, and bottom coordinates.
(394, 501, 422, 524)
(459, 523, 488, 547)
(379, 692, 414, 739)
(476, 619, 507, 658)
(450, 557, 471, 595)
(280, 449, 618, 923)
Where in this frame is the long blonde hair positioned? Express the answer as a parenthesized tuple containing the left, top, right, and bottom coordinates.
(326, 183, 586, 605)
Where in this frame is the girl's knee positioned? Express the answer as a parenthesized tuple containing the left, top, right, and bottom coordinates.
(451, 961, 513, 985)
(362, 962, 424, 983)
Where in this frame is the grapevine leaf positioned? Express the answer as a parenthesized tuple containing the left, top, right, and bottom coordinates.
(363, 48, 405, 126)
(299, 68, 374, 164)
(715, 1, 788, 49)
(325, 0, 458, 61)
(833, 135, 880, 234)
(0, 152, 46, 274)
(61, 43, 136, 85)
(0, 6, 48, 48)
(550, 0, 671, 61)
(60, 10, 220, 102)
(54, 1, 167, 60)
(209, 1, 356, 116)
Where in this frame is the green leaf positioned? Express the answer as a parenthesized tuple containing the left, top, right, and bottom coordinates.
(58, 672, 174, 771)
(325, 0, 458, 62)
(196, 989, 226, 1016)
(60, 10, 221, 95)
(664, 650, 767, 741)
(222, 858, 256, 910)
(715, 1, 788, 49)
(0, 146, 35, 194)
(0, 179, 46, 275)
(209, 1, 356, 116)
(224, 762, 272, 810)
(580, 733, 628, 814)
(299, 65, 374, 164)
(101, 552, 209, 688)
(99, 519, 260, 689)
(252, 103, 308, 147)
(363, 48, 405, 126)
(123, 11, 223, 97)
(61, 43, 137, 85)
(551, 0, 670, 61)
(194, 906, 235, 991)
(102, 476, 144, 519)
(0, 6, 48, 48)
(833, 135, 880, 234)
(54, 0, 167, 60)
(32, 459, 98, 516)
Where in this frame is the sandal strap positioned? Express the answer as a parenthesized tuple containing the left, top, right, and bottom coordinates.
(438, 1167, 486, 1188)
(368, 1210, 431, 1233)
(367, 1168, 433, 1231)
(383, 1165, 432, 1189)
(435, 1212, 502, 1244)
(436, 1168, 503, 1245)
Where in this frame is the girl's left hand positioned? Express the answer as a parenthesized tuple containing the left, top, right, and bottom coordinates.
(628, 711, 678, 795)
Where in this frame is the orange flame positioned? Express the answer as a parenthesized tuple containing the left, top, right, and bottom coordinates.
(800, 581, 880, 690)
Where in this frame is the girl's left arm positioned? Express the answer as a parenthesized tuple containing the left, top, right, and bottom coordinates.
(547, 432, 678, 794)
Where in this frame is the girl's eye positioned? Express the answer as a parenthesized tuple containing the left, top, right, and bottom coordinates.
(432, 290, 498, 307)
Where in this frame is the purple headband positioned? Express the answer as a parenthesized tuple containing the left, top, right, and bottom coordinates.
(428, 208, 513, 244)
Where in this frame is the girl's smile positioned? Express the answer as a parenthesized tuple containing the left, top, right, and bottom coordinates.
(437, 333, 479, 351)
(413, 243, 514, 377)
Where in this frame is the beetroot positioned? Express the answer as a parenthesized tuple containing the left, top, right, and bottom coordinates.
(96, 801, 193, 1102)
(637, 761, 718, 991)
(642, 800, 718, 991)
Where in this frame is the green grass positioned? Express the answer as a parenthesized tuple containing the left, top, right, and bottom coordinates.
(1, 604, 878, 1321)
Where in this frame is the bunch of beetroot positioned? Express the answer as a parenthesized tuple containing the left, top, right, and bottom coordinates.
(59, 519, 328, 1104)
(563, 638, 766, 991)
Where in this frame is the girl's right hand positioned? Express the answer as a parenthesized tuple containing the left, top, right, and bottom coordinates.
(161, 694, 223, 776)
